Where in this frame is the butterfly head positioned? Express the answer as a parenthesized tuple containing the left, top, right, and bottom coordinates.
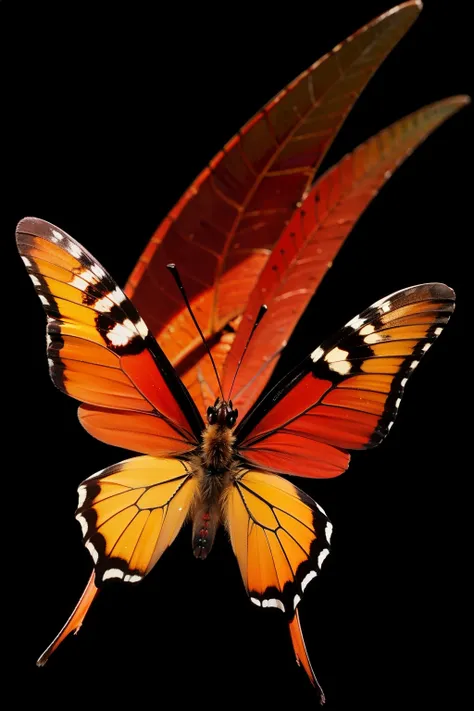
(207, 398, 238, 429)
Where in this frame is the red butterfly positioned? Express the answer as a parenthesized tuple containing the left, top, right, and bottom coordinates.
(18, 2, 467, 704)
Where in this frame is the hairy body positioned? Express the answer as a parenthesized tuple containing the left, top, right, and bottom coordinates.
(189, 401, 238, 559)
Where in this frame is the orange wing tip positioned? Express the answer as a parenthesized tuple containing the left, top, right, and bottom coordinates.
(36, 572, 98, 667)
(289, 610, 326, 705)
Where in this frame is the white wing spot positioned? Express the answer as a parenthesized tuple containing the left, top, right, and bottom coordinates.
(262, 598, 285, 613)
(79, 268, 99, 285)
(77, 486, 87, 508)
(46, 333, 52, 348)
(250, 597, 261, 607)
(380, 300, 391, 314)
(134, 317, 149, 339)
(422, 343, 431, 353)
(110, 286, 127, 305)
(360, 324, 375, 336)
(124, 574, 142, 583)
(85, 541, 99, 564)
(39, 294, 49, 306)
(318, 548, 330, 568)
(293, 594, 301, 610)
(106, 320, 135, 347)
(21, 256, 32, 267)
(329, 360, 352, 375)
(301, 570, 317, 592)
(67, 242, 82, 258)
(51, 229, 64, 242)
(410, 360, 419, 370)
(69, 275, 89, 290)
(29, 274, 41, 287)
(401, 377, 408, 388)
(91, 264, 106, 279)
(364, 332, 384, 344)
(76, 514, 88, 538)
(434, 327, 443, 336)
(325, 521, 333, 544)
(94, 294, 114, 313)
(316, 502, 327, 517)
(395, 398, 401, 409)
(325, 347, 349, 363)
(102, 568, 125, 581)
(388, 421, 394, 431)
(346, 315, 366, 330)
(48, 358, 54, 368)
(310, 346, 324, 363)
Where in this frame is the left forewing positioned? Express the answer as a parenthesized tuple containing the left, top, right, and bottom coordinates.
(17, 217, 204, 455)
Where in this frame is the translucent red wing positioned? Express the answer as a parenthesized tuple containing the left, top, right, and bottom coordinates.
(125, 2, 422, 415)
(223, 97, 468, 418)
(235, 284, 455, 478)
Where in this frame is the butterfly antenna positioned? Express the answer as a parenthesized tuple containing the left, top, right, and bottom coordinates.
(167, 264, 225, 402)
(228, 304, 267, 401)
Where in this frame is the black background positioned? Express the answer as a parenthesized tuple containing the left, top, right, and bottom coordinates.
(2, 1, 470, 708)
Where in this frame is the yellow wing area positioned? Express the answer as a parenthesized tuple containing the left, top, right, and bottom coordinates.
(224, 469, 331, 697)
(37, 455, 198, 666)
(77, 455, 198, 583)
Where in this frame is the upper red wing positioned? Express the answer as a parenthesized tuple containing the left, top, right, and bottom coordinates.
(223, 97, 469, 418)
(17, 217, 203, 456)
(124, 3, 421, 415)
(235, 284, 455, 478)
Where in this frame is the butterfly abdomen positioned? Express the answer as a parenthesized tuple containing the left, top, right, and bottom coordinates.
(192, 466, 231, 560)
(191, 425, 236, 560)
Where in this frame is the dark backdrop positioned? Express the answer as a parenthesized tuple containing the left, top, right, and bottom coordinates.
(2, 1, 470, 708)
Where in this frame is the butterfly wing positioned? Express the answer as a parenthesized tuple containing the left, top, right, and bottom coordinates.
(76, 456, 197, 583)
(37, 455, 198, 665)
(235, 283, 455, 477)
(223, 97, 469, 418)
(17, 217, 203, 456)
(224, 468, 331, 700)
(125, 3, 421, 415)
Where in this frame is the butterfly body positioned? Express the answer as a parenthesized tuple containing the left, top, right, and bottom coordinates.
(188, 399, 237, 559)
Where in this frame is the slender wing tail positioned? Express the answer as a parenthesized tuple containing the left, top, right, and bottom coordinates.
(289, 609, 325, 704)
(224, 469, 331, 701)
(36, 572, 99, 666)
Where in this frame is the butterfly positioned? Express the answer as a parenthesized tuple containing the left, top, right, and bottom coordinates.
(17, 215, 454, 703)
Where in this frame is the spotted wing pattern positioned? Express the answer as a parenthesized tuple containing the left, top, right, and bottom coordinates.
(235, 283, 455, 477)
(17, 217, 203, 455)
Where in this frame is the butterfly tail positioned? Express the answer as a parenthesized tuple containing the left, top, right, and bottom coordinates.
(36, 572, 99, 666)
(289, 609, 326, 705)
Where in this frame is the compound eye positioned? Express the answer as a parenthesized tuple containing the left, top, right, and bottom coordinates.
(226, 412, 236, 428)
(207, 407, 216, 425)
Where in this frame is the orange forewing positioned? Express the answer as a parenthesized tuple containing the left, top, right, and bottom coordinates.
(237, 284, 455, 478)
